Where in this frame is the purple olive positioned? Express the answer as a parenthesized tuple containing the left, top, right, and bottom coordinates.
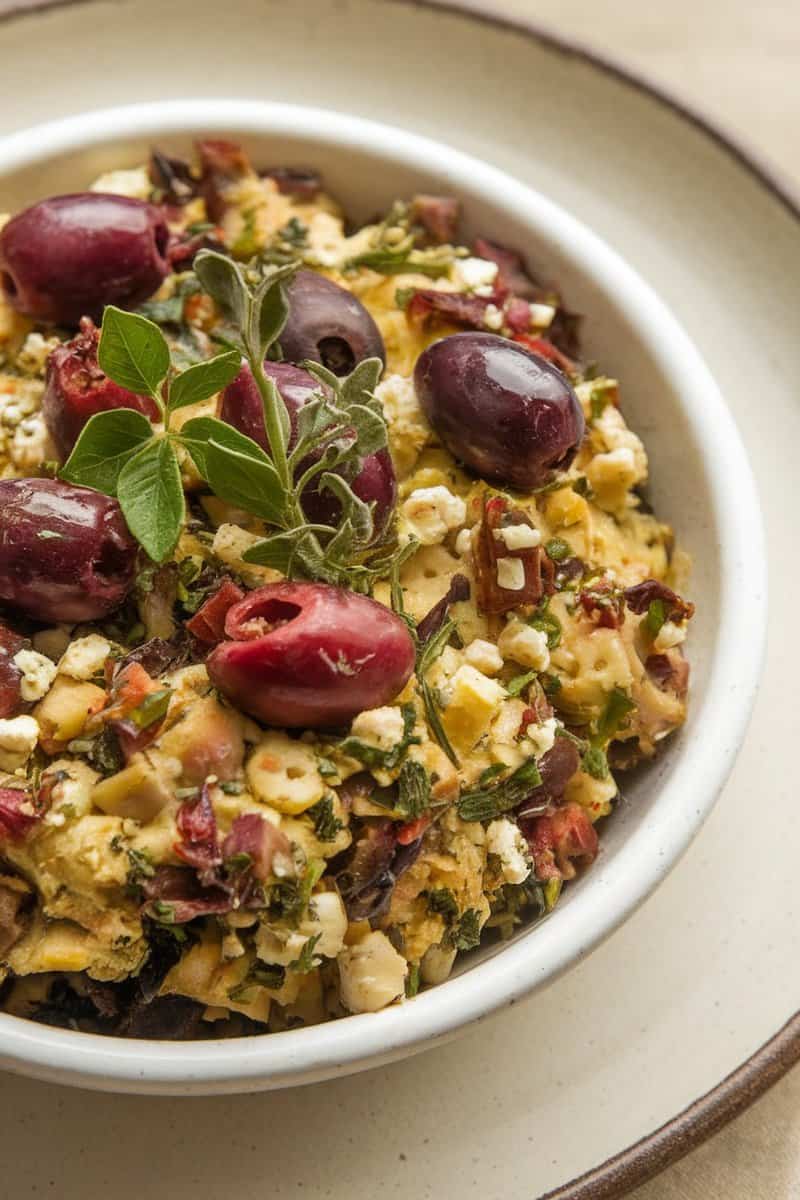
(0, 193, 170, 326)
(207, 582, 416, 727)
(279, 270, 385, 375)
(220, 360, 321, 451)
(220, 360, 396, 540)
(42, 318, 160, 459)
(0, 478, 137, 622)
(414, 332, 585, 491)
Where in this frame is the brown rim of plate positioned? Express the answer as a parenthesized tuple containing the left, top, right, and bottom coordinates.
(0, 0, 798, 1193)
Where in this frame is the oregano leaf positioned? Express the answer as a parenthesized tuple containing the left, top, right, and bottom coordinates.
(117, 438, 185, 563)
(193, 250, 249, 330)
(179, 415, 274, 475)
(60, 408, 155, 495)
(98, 306, 170, 403)
(168, 349, 242, 412)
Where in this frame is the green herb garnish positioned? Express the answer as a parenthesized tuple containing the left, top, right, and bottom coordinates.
(289, 932, 322, 974)
(307, 795, 344, 842)
(448, 908, 482, 951)
(506, 670, 537, 697)
(545, 537, 571, 562)
(457, 758, 543, 823)
(337, 703, 420, 771)
(427, 888, 459, 923)
(596, 688, 636, 740)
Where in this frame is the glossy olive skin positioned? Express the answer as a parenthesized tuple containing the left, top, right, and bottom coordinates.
(279, 270, 386, 375)
(0, 478, 137, 622)
(220, 361, 396, 539)
(0, 193, 170, 326)
(207, 582, 416, 728)
(42, 318, 160, 458)
(414, 332, 585, 490)
(220, 360, 319, 451)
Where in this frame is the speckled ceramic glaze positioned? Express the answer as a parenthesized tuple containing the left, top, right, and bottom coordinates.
(0, 3, 796, 1198)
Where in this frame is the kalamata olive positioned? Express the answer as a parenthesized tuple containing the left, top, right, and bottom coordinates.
(279, 270, 386, 375)
(220, 361, 396, 539)
(207, 582, 415, 727)
(220, 360, 320, 451)
(0, 478, 137, 622)
(42, 317, 160, 458)
(414, 332, 585, 491)
(0, 193, 170, 326)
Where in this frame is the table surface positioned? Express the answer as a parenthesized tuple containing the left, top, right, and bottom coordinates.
(482, 8, 800, 1197)
(0, 1, 798, 1197)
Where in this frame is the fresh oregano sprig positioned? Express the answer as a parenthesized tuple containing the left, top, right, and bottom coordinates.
(59, 251, 395, 584)
(61, 305, 243, 561)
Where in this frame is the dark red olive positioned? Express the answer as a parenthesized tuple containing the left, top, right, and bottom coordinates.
(414, 332, 585, 490)
(0, 193, 170, 326)
(42, 318, 160, 458)
(279, 270, 385, 375)
(206, 582, 415, 727)
(0, 478, 137, 622)
(220, 360, 396, 540)
(220, 360, 321, 450)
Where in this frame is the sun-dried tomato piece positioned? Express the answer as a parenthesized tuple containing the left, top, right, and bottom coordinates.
(474, 496, 555, 615)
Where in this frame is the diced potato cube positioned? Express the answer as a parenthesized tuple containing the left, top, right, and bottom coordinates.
(33, 677, 106, 747)
(91, 753, 177, 822)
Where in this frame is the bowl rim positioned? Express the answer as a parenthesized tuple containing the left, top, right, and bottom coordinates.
(0, 98, 767, 1094)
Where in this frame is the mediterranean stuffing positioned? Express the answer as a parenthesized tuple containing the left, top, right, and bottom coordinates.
(0, 141, 693, 1039)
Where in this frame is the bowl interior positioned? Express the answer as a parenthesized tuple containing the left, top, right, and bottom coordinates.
(0, 102, 761, 1090)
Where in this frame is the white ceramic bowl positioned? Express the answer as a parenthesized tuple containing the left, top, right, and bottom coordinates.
(0, 99, 766, 1095)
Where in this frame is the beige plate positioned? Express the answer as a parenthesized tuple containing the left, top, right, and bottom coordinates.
(0, 1, 797, 1196)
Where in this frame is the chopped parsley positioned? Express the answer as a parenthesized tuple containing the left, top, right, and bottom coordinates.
(457, 758, 543, 823)
(307, 795, 344, 842)
(545, 537, 572, 562)
(596, 688, 636, 741)
(128, 688, 173, 731)
(506, 670, 537, 697)
(427, 888, 459, 924)
(289, 932, 322, 974)
(448, 908, 482, 952)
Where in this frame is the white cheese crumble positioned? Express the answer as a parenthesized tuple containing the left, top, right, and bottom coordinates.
(0, 715, 39, 771)
(89, 165, 152, 199)
(13, 648, 57, 701)
(57, 634, 111, 681)
(455, 527, 473, 557)
(486, 818, 532, 884)
(495, 557, 526, 591)
(653, 620, 687, 652)
(529, 302, 556, 329)
(400, 485, 467, 546)
(497, 620, 551, 672)
(463, 638, 504, 676)
(350, 705, 405, 751)
(483, 304, 504, 331)
(494, 523, 541, 551)
(524, 715, 559, 759)
(453, 256, 499, 293)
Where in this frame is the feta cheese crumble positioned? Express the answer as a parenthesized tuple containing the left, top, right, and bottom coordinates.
(497, 620, 551, 672)
(13, 648, 58, 701)
(486, 818, 532, 884)
(495, 557, 526, 591)
(401, 485, 467, 546)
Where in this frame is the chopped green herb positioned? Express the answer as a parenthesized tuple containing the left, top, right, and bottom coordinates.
(545, 537, 572, 562)
(596, 688, 636, 740)
(506, 670, 537, 697)
(127, 847, 156, 881)
(528, 601, 562, 650)
(427, 888, 459, 923)
(308, 795, 344, 842)
(405, 963, 420, 998)
(581, 745, 609, 780)
(317, 757, 339, 779)
(448, 908, 482, 951)
(541, 673, 562, 697)
(337, 702, 420, 771)
(478, 763, 506, 787)
(395, 286, 415, 309)
(128, 687, 173, 730)
(457, 758, 543, 823)
(396, 759, 431, 820)
(289, 932, 322, 974)
(220, 780, 245, 795)
(644, 598, 667, 637)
